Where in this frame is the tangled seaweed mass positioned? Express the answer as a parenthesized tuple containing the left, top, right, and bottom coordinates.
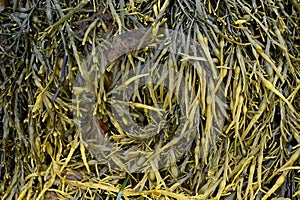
(1, 0, 300, 199)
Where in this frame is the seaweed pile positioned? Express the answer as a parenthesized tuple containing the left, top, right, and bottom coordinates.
(0, 0, 300, 199)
